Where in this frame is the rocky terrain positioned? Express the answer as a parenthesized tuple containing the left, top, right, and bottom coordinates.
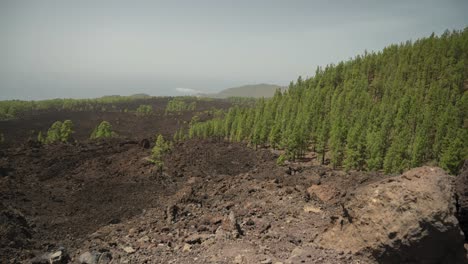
(1, 137, 467, 263)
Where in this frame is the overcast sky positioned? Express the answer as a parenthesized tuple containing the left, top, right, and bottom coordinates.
(1, 0, 467, 100)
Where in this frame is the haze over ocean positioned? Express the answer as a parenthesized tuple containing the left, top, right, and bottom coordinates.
(1, 0, 467, 100)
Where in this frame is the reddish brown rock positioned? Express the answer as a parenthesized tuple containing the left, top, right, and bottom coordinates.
(319, 167, 466, 264)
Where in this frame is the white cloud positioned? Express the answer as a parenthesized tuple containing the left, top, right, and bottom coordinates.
(175, 87, 202, 94)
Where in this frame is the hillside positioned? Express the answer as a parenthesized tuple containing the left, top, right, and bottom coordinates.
(1, 29, 468, 264)
(188, 29, 468, 175)
(201, 83, 283, 98)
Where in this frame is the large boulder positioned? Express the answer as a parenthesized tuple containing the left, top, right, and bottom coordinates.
(318, 167, 466, 263)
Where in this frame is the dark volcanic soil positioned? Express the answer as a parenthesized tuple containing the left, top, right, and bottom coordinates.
(0, 138, 393, 263)
(1, 102, 465, 263)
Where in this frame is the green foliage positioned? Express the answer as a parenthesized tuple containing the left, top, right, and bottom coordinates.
(151, 134, 172, 172)
(186, 29, 468, 174)
(276, 153, 287, 166)
(45, 121, 62, 143)
(173, 128, 186, 142)
(165, 98, 196, 114)
(439, 129, 467, 174)
(226, 97, 257, 107)
(60, 120, 74, 142)
(136, 104, 153, 115)
(43, 120, 74, 143)
(90, 121, 115, 139)
(37, 131, 45, 144)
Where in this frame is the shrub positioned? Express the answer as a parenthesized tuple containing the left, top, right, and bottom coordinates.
(60, 120, 74, 142)
(44, 120, 75, 143)
(46, 121, 62, 143)
(136, 104, 153, 115)
(165, 98, 196, 114)
(90, 121, 115, 139)
(151, 134, 172, 172)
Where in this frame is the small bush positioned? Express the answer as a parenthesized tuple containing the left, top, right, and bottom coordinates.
(151, 134, 172, 172)
(44, 120, 74, 143)
(90, 121, 116, 139)
(165, 98, 196, 115)
(60, 120, 74, 142)
(136, 104, 153, 115)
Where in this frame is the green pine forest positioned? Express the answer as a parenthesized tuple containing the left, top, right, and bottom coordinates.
(185, 29, 468, 174)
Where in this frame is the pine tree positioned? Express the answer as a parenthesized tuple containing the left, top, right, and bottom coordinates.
(60, 120, 74, 142)
(182, 29, 468, 173)
(90, 121, 114, 139)
(152, 134, 172, 172)
(440, 129, 467, 174)
(46, 121, 63, 143)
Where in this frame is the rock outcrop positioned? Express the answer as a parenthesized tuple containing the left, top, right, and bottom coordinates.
(318, 166, 466, 264)
(456, 160, 468, 241)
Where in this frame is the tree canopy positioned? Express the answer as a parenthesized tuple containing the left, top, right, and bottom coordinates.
(90, 121, 115, 139)
(184, 29, 468, 174)
(41, 120, 75, 144)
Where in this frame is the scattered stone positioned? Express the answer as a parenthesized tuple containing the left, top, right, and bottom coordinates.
(289, 247, 305, 259)
(78, 251, 99, 264)
(182, 243, 192, 252)
(303, 205, 321, 213)
(219, 211, 244, 238)
(185, 234, 212, 244)
(123, 246, 136, 254)
(31, 248, 70, 264)
(138, 235, 150, 243)
(233, 254, 244, 264)
(49, 249, 69, 264)
(97, 252, 112, 264)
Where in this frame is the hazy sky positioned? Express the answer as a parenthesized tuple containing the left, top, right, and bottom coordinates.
(1, 0, 467, 100)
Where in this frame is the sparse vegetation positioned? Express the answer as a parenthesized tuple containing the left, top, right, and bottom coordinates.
(165, 98, 196, 114)
(0, 95, 155, 120)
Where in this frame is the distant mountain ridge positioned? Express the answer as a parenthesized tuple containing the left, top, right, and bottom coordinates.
(200, 83, 283, 98)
